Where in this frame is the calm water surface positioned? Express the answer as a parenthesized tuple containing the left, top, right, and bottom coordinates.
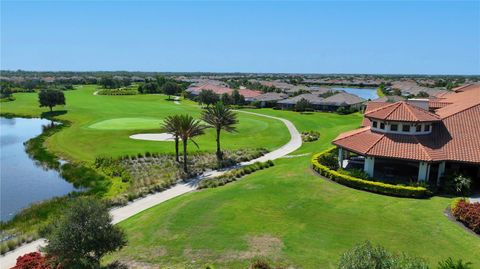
(0, 117, 77, 222)
(332, 87, 379, 100)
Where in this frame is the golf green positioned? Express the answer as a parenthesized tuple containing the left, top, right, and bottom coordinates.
(88, 118, 164, 130)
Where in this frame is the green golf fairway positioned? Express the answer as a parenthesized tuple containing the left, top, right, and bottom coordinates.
(88, 118, 164, 130)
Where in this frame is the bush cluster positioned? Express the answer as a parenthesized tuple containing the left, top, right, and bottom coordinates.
(301, 131, 320, 142)
(11, 252, 52, 269)
(443, 174, 472, 196)
(198, 160, 274, 189)
(451, 199, 480, 234)
(312, 148, 430, 198)
(0, 234, 38, 255)
(339, 241, 429, 269)
(106, 149, 269, 206)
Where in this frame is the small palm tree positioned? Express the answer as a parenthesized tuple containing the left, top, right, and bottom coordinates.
(161, 115, 182, 162)
(201, 102, 238, 162)
(178, 114, 208, 173)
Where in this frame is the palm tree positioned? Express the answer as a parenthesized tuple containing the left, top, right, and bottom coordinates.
(178, 114, 208, 173)
(161, 115, 182, 162)
(201, 102, 238, 162)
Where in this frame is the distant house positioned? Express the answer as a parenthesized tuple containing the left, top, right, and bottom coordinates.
(319, 92, 365, 111)
(277, 93, 325, 110)
(332, 84, 480, 185)
(277, 92, 365, 111)
(186, 83, 262, 101)
(253, 92, 288, 107)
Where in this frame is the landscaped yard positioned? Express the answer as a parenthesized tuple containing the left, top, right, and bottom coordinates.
(0, 85, 289, 162)
(3, 90, 479, 268)
(105, 109, 480, 268)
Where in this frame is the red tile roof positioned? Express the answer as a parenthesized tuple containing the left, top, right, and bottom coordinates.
(365, 101, 440, 122)
(334, 85, 480, 164)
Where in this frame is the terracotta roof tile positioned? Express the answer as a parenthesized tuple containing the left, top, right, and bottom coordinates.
(365, 101, 440, 122)
(333, 85, 480, 164)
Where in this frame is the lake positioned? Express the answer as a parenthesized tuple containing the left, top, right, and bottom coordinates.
(332, 87, 379, 100)
(0, 117, 78, 222)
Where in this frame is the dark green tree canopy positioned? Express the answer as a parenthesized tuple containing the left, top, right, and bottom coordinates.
(38, 89, 65, 112)
(197, 89, 219, 107)
(295, 98, 312, 112)
(138, 82, 160, 94)
(220, 93, 232, 105)
(43, 197, 126, 269)
(162, 82, 179, 99)
(231, 89, 245, 105)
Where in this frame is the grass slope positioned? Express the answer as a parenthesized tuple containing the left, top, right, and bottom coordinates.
(106, 110, 480, 268)
(0, 86, 289, 162)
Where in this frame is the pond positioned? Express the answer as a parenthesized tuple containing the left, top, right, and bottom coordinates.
(332, 87, 379, 100)
(0, 117, 78, 222)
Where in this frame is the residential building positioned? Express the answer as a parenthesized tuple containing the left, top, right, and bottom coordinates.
(332, 84, 480, 188)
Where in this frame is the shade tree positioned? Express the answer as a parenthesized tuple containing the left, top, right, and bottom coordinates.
(38, 90, 65, 112)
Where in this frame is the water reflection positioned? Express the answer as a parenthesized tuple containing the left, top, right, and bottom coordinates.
(0, 117, 78, 222)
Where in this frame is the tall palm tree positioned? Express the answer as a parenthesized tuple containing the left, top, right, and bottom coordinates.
(201, 102, 238, 162)
(178, 114, 208, 173)
(161, 115, 182, 162)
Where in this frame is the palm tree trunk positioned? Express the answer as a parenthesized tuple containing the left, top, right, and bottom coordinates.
(175, 136, 180, 162)
(183, 139, 188, 173)
(216, 128, 222, 161)
(49, 106, 53, 112)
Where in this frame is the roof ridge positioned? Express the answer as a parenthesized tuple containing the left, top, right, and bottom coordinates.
(405, 101, 440, 119)
(383, 102, 402, 120)
(365, 101, 398, 116)
(441, 102, 480, 120)
(402, 102, 420, 121)
(333, 127, 371, 142)
(364, 132, 386, 156)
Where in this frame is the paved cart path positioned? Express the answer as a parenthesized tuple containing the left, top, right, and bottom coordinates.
(0, 110, 301, 268)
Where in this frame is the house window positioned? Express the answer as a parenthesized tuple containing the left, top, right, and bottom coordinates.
(424, 124, 431, 132)
(390, 124, 398, 131)
(380, 122, 385, 129)
(416, 125, 422, 132)
(372, 121, 378, 128)
(402, 124, 410, 132)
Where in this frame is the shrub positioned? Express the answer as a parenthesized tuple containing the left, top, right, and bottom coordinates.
(249, 258, 272, 269)
(451, 199, 480, 234)
(43, 197, 127, 268)
(317, 152, 339, 170)
(199, 161, 275, 189)
(444, 174, 472, 196)
(12, 252, 51, 269)
(338, 241, 428, 269)
(438, 257, 473, 269)
(301, 131, 320, 142)
(312, 148, 430, 198)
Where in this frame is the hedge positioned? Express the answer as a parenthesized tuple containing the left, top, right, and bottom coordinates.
(311, 148, 431, 198)
(199, 160, 274, 189)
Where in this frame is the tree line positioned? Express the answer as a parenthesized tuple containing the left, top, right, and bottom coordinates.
(196, 89, 246, 107)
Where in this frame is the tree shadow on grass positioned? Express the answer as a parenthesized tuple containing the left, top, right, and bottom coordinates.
(41, 110, 68, 119)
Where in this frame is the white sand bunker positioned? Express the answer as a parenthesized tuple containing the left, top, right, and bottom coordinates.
(129, 133, 175, 141)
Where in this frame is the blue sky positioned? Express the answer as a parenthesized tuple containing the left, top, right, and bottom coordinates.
(1, 1, 479, 74)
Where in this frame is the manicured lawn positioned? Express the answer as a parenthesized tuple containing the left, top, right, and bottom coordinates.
(0, 86, 289, 162)
(88, 117, 165, 130)
(106, 109, 480, 268)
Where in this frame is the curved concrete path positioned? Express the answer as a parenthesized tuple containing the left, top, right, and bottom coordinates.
(0, 110, 301, 268)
